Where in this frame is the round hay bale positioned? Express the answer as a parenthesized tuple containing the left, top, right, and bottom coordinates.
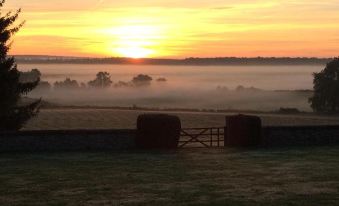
(136, 114, 181, 149)
(225, 114, 262, 147)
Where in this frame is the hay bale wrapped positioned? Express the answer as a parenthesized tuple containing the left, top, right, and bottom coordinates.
(136, 114, 181, 149)
(225, 114, 262, 147)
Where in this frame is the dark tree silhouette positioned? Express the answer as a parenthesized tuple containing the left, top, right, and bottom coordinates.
(54, 78, 79, 90)
(88, 72, 112, 88)
(132, 74, 153, 87)
(36, 81, 51, 91)
(80, 82, 87, 89)
(0, 1, 40, 131)
(156, 77, 167, 82)
(114, 81, 131, 88)
(235, 85, 245, 92)
(309, 58, 339, 112)
(19, 68, 41, 83)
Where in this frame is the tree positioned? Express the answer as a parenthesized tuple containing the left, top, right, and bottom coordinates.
(54, 78, 79, 90)
(156, 77, 167, 82)
(80, 82, 87, 89)
(0, 1, 40, 131)
(19, 68, 41, 83)
(114, 81, 131, 88)
(88, 72, 112, 88)
(132, 74, 152, 87)
(309, 58, 339, 112)
(235, 85, 245, 92)
(36, 81, 51, 91)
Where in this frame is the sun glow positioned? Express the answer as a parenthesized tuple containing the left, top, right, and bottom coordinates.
(107, 25, 161, 58)
(9, 0, 339, 58)
(116, 46, 153, 58)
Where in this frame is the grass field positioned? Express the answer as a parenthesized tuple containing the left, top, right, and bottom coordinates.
(24, 108, 339, 130)
(1, 147, 339, 206)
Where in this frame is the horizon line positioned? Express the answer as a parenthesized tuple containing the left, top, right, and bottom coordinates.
(11, 54, 337, 60)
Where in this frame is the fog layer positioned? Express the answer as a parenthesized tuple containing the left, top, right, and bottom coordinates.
(20, 64, 321, 112)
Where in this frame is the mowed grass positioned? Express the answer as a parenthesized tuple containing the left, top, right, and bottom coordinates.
(1, 147, 339, 206)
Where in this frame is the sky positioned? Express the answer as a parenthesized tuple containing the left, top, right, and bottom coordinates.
(5, 0, 339, 58)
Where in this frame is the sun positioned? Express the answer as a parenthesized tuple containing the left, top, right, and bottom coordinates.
(108, 25, 160, 58)
(116, 46, 153, 58)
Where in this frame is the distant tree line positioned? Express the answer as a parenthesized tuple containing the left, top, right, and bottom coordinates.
(21, 70, 167, 91)
(14, 56, 332, 66)
(216, 85, 262, 92)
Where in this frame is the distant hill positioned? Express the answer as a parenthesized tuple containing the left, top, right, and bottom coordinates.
(13, 55, 333, 65)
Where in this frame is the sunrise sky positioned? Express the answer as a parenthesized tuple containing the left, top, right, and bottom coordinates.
(5, 0, 339, 58)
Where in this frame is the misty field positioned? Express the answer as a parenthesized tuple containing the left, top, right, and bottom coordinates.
(23, 64, 322, 112)
(24, 108, 339, 130)
(1, 147, 339, 206)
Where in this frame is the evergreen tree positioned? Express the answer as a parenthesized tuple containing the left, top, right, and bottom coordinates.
(0, 0, 40, 131)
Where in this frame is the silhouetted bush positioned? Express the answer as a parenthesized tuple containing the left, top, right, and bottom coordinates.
(309, 58, 339, 112)
(136, 114, 181, 149)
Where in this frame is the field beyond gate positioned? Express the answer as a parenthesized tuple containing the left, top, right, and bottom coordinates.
(179, 127, 225, 148)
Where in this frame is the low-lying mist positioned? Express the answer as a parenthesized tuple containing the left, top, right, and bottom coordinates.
(28, 85, 313, 112)
(19, 64, 320, 112)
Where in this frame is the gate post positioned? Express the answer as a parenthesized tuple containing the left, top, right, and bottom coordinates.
(225, 114, 262, 147)
(136, 114, 181, 149)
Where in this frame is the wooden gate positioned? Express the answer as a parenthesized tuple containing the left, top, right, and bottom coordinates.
(179, 127, 225, 148)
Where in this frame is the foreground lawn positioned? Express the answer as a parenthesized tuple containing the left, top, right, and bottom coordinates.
(1, 147, 339, 206)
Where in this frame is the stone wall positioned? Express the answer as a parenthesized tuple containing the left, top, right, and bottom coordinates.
(0, 129, 136, 152)
(262, 125, 339, 147)
(2, 125, 339, 152)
